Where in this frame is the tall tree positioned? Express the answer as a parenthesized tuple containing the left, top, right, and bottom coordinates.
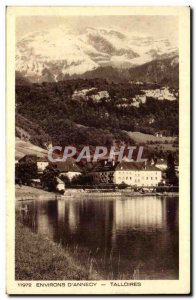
(166, 153, 178, 185)
(41, 165, 60, 192)
(15, 162, 38, 184)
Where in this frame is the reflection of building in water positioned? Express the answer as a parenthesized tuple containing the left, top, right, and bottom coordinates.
(56, 199, 115, 250)
(37, 202, 56, 239)
(57, 200, 66, 223)
(57, 200, 79, 234)
(68, 202, 79, 233)
(114, 198, 167, 232)
(37, 214, 52, 236)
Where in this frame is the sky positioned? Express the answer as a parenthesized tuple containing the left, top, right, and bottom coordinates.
(16, 15, 179, 46)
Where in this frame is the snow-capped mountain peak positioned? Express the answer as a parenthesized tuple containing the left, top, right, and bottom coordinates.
(16, 26, 178, 82)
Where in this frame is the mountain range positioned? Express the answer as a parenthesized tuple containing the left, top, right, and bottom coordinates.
(16, 26, 178, 85)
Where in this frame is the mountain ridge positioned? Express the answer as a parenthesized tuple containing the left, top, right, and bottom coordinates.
(16, 56, 179, 88)
(16, 26, 178, 84)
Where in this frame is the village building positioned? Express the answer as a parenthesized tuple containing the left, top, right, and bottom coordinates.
(154, 132, 163, 137)
(56, 177, 65, 192)
(18, 155, 49, 173)
(72, 88, 110, 102)
(116, 94, 146, 109)
(36, 157, 49, 173)
(155, 159, 167, 171)
(142, 87, 176, 101)
(31, 178, 41, 188)
(175, 165, 179, 177)
(130, 101, 140, 108)
(116, 103, 139, 108)
(134, 94, 147, 104)
(72, 88, 96, 101)
(90, 161, 162, 187)
(52, 158, 82, 180)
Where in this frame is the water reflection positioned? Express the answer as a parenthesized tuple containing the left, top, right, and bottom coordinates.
(16, 196, 178, 279)
(114, 197, 167, 231)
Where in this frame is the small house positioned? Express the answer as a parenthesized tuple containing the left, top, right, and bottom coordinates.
(56, 177, 65, 192)
(18, 155, 49, 173)
(52, 158, 82, 181)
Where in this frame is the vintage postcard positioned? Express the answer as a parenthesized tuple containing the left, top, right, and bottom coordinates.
(6, 6, 190, 295)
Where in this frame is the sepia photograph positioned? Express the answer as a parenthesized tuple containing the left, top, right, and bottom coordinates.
(6, 6, 190, 295)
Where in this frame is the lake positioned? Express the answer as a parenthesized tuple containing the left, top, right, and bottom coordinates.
(16, 195, 178, 280)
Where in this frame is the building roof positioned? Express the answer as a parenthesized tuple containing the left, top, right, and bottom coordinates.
(91, 161, 161, 173)
(155, 159, 167, 165)
(142, 165, 162, 171)
(52, 158, 82, 173)
(56, 177, 65, 184)
(116, 161, 144, 171)
(19, 155, 37, 163)
(19, 154, 48, 163)
(36, 156, 49, 162)
(91, 161, 118, 173)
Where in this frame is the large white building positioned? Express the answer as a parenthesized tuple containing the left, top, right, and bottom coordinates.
(91, 161, 162, 187)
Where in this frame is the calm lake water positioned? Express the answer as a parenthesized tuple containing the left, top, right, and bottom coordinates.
(16, 196, 178, 280)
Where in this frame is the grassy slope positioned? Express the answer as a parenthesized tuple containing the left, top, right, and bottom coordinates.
(15, 221, 100, 280)
(16, 138, 47, 160)
(15, 185, 54, 198)
(126, 131, 176, 143)
(126, 131, 178, 153)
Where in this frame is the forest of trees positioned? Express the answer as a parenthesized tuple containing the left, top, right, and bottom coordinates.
(16, 78, 179, 149)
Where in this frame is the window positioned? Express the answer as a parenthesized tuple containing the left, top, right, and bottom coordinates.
(151, 177, 153, 180)
(146, 177, 148, 180)
(130, 177, 132, 180)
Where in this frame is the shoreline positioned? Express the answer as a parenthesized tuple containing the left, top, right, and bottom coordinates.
(16, 185, 178, 201)
(15, 185, 57, 201)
